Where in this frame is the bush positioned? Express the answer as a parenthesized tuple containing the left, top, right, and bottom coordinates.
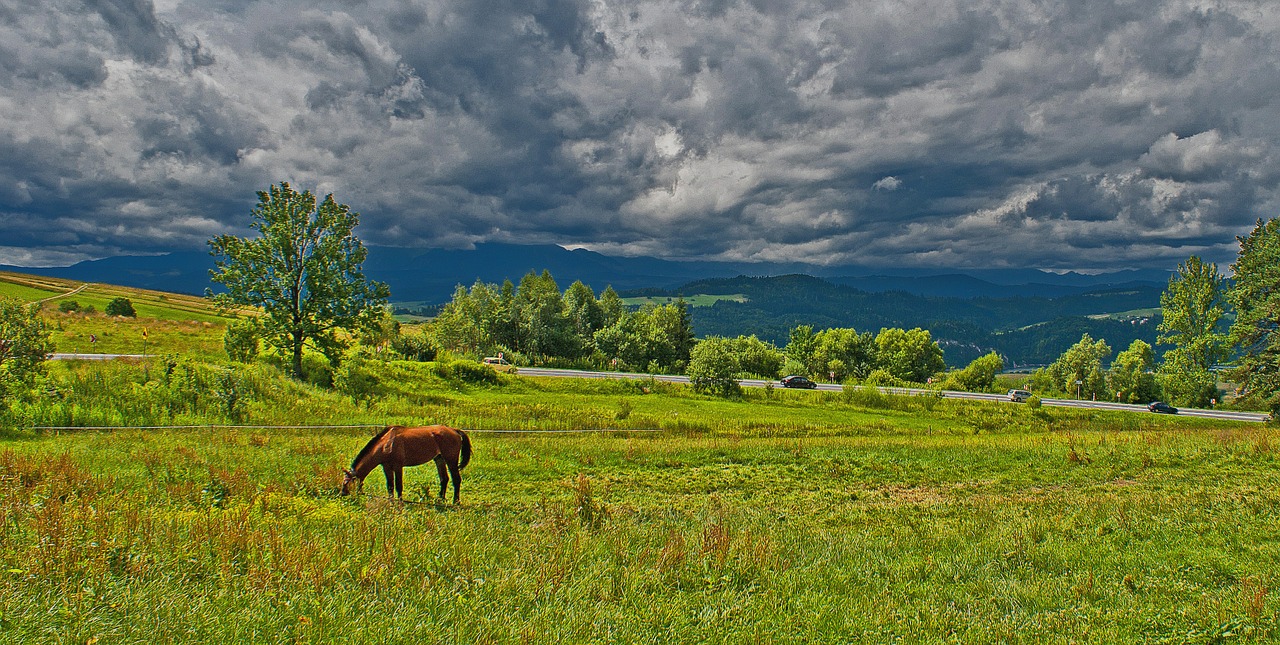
(864, 369, 907, 388)
(105, 297, 136, 317)
(432, 359, 499, 385)
(224, 318, 261, 363)
(300, 353, 334, 388)
(0, 298, 55, 407)
(687, 337, 741, 398)
(335, 357, 383, 407)
(390, 331, 438, 362)
(57, 300, 81, 313)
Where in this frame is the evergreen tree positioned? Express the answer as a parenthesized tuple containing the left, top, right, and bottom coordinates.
(1227, 217, 1280, 416)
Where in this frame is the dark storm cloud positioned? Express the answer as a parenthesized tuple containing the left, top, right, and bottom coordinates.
(2, 0, 1278, 272)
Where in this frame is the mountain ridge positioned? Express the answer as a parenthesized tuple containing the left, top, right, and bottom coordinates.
(0, 242, 1171, 302)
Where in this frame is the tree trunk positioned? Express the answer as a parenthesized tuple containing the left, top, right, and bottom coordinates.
(292, 332, 305, 379)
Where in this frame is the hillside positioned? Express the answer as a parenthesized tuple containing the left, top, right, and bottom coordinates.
(0, 271, 237, 358)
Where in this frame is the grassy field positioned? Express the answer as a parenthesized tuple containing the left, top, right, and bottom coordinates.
(2, 353, 1278, 643)
(621, 293, 748, 307)
(1, 271, 235, 359)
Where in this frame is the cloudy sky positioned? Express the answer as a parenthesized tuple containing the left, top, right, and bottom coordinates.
(2, 0, 1278, 271)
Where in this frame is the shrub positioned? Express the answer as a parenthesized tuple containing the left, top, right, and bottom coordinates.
(224, 318, 261, 363)
(57, 300, 81, 313)
(0, 297, 55, 407)
(105, 297, 136, 317)
(335, 357, 383, 407)
(864, 369, 907, 388)
(390, 330, 438, 362)
(300, 353, 334, 387)
(213, 369, 246, 422)
(432, 359, 499, 385)
(687, 337, 741, 398)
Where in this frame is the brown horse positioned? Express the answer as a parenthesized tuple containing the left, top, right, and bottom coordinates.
(341, 425, 472, 503)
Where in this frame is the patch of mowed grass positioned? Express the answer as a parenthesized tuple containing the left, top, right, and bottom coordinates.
(2, 360, 1279, 643)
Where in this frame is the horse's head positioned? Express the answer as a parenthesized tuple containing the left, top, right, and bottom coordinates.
(340, 467, 362, 496)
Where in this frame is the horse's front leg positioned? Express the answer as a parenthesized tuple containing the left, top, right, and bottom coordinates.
(434, 455, 448, 500)
(383, 465, 396, 497)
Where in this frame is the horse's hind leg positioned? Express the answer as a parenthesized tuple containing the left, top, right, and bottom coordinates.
(434, 455, 449, 500)
(447, 460, 462, 504)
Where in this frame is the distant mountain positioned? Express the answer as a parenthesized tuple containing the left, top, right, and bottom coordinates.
(1, 242, 1174, 302)
(0, 251, 217, 295)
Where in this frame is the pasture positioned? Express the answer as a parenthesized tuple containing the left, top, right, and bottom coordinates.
(2, 356, 1278, 644)
(620, 293, 749, 307)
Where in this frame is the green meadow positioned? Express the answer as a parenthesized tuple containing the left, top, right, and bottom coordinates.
(620, 293, 748, 307)
(1, 276, 1278, 643)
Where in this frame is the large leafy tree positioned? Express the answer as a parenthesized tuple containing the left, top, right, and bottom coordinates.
(1227, 217, 1280, 416)
(784, 325, 819, 376)
(874, 327, 945, 384)
(209, 183, 390, 379)
(1044, 333, 1112, 399)
(564, 280, 605, 352)
(516, 270, 578, 358)
(1109, 340, 1159, 404)
(814, 327, 877, 382)
(947, 351, 1005, 393)
(730, 335, 785, 379)
(1157, 256, 1228, 367)
(1156, 256, 1228, 407)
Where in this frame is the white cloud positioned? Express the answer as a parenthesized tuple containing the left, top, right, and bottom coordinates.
(873, 176, 902, 191)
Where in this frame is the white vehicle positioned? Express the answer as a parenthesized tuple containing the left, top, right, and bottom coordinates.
(482, 356, 516, 373)
(1008, 389, 1032, 402)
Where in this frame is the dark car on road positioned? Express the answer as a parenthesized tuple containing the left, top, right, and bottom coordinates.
(780, 375, 817, 389)
(1148, 401, 1178, 414)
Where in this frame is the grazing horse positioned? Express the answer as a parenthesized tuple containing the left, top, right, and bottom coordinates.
(341, 425, 472, 503)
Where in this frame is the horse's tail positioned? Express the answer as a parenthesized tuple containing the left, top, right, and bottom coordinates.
(458, 428, 472, 470)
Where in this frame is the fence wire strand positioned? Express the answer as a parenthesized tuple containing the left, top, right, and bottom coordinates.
(24, 424, 661, 434)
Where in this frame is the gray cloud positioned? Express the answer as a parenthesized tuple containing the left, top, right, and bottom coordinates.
(1, 0, 1278, 273)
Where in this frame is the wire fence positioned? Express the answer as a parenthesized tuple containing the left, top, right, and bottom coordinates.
(24, 423, 663, 434)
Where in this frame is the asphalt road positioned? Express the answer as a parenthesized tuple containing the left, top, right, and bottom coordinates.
(517, 367, 1272, 424)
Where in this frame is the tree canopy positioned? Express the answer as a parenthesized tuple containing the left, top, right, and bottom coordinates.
(1227, 217, 1280, 415)
(209, 182, 389, 378)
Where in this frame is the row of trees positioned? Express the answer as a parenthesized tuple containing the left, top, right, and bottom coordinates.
(430, 272, 695, 374)
(1027, 218, 1280, 414)
(425, 270, 964, 387)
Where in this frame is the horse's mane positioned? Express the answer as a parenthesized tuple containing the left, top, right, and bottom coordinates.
(350, 426, 395, 468)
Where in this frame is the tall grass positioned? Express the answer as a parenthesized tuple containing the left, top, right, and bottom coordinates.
(2, 422, 1278, 643)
